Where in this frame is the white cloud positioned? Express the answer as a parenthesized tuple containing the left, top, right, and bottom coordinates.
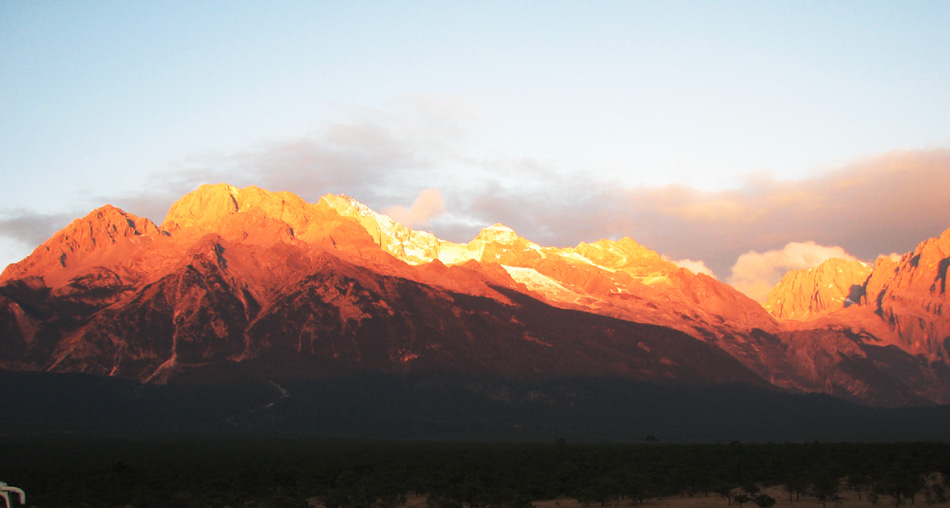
(383, 188, 446, 228)
(726, 241, 859, 302)
(0, 210, 79, 270)
(668, 258, 718, 279)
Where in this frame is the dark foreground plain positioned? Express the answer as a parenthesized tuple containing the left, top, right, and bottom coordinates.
(1, 438, 950, 508)
(4, 371, 950, 443)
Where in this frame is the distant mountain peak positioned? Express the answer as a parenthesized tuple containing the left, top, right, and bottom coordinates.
(573, 237, 666, 271)
(0, 204, 159, 285)
(161, 183, 314, 233)
(763, 257, 872, 321)
(476, 223, 518, 239)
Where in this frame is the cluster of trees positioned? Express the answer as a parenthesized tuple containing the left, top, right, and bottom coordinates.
(1, 437, 949, 508)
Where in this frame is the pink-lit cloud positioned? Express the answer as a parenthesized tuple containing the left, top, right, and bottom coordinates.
(383, 188, 446, 227)
(630, 148, 950, 277)
(726, 242, 860, 302)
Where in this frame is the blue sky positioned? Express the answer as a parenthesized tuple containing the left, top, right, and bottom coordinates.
(2, 1, 949, 298)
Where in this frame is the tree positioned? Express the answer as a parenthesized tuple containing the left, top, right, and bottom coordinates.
(848, 473, 871, 501)
(873, 469, 925, 506)
(734, 493, 750, 508)
(621, 473, 651, 505)
(586, 475, 620, 507)
(714, 485, 736, 506)
(927, 483, 947, 504)
(753, 494, 775, 508)
(810, 477, 840, 508)
(782, 474, 807, 502)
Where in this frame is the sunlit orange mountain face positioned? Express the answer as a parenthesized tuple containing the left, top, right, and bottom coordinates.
(2, 184, 950, 439)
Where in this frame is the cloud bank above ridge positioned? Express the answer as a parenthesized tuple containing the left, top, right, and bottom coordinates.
(0, 101, 947, 301)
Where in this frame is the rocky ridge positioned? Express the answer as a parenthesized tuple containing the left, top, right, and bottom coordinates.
(2, 183, 950, 406)
(763, 229, 950, 365)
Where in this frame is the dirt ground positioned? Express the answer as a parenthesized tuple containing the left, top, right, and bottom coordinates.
(399, 485, 950, 508)
(531, 486, 949, 508)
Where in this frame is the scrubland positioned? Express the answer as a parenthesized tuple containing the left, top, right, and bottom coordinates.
(2, 438, 949, 508)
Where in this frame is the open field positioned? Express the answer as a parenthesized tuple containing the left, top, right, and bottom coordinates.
(2, 438, 949, 508)
(379, 488, 950, 508)
(395, 484, 950, 508)
(530, 485, 950, 508)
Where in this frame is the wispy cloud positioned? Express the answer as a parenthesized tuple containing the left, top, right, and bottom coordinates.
(102, 95, 467, 226)
(4, 95, 948, 294)
(0, 210, 77, 253)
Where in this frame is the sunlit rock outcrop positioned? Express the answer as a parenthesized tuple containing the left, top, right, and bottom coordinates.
(863, 228, 950, 362)
(763, 258, 872, 321)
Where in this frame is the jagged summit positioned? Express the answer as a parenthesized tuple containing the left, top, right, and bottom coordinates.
(763, 258, 871, 321)
(1, 183, 950, 406)
(161, 183, 316, 233)
(0, 204, 160, 285)
(319, 192, 376, 218)
(474, 223, 520, 242)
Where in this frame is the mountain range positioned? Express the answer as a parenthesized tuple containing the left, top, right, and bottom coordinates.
(1, 184, 949, 440)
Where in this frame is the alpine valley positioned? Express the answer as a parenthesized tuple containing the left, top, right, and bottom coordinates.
(2, 184, 949, 441)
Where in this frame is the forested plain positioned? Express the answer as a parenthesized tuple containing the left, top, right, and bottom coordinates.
(2, 437, 949, 508)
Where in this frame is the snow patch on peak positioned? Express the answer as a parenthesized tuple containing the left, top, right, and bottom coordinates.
(637, 275, 670, 285)
(556, 250, 599, 268)
(476, 223, 520, 243)
(435, 242, 480, 265)
(503, 265, 580, 301)
(486, 223, 515, 233)
(321, 193, 452, 266)
(321, 194, 374, 217)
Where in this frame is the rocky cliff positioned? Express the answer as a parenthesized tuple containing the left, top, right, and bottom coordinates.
(763, 228, 950, 368)
(764, 258, 872, 321)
